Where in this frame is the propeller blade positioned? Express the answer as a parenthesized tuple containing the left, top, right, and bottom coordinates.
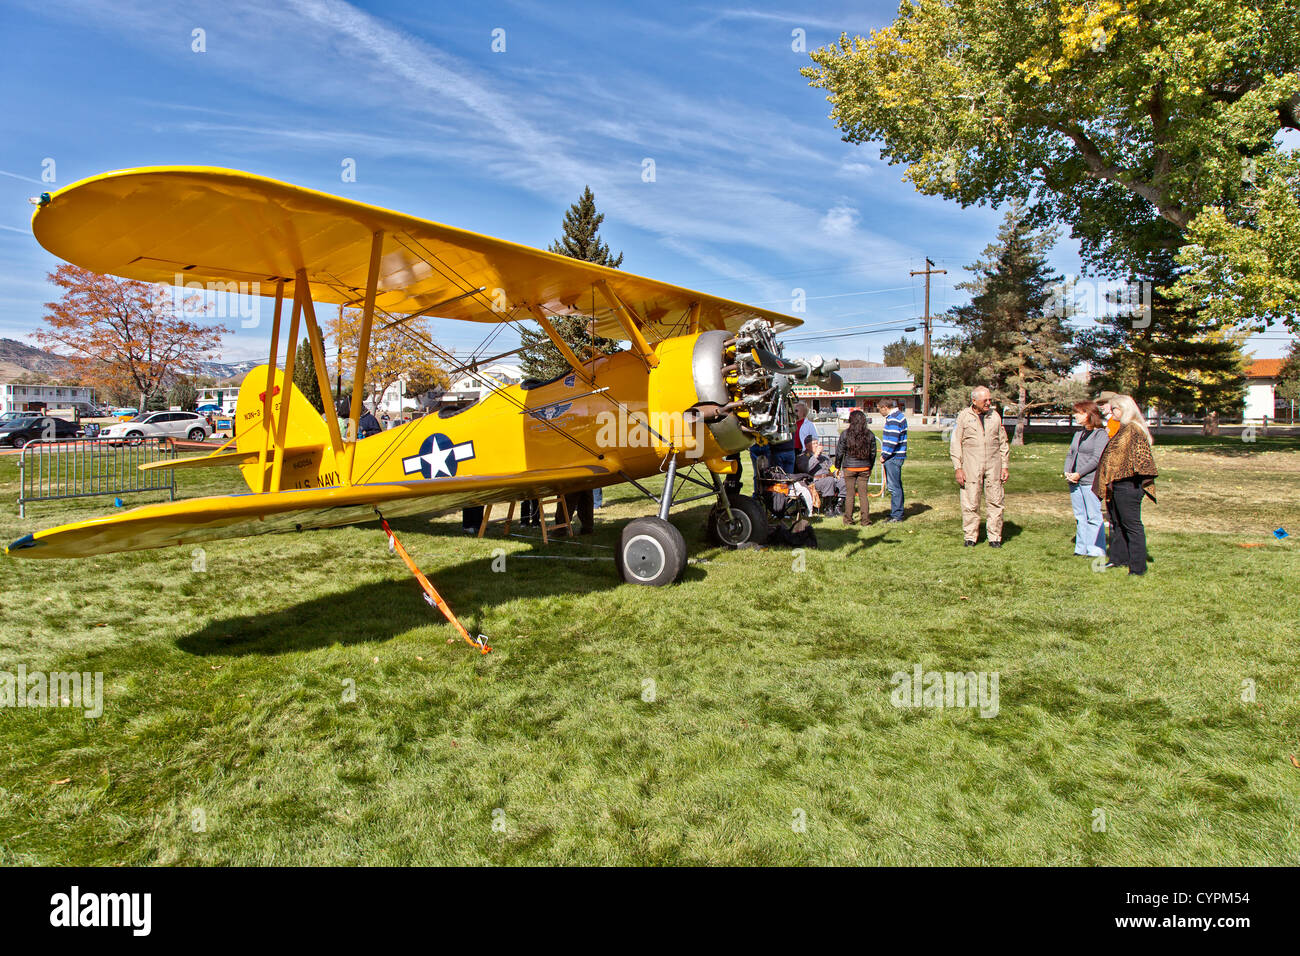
(820, 372, 843, 392)
(750, 347, 801, 375)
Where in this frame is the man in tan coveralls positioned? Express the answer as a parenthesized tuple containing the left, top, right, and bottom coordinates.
(949, 386, 1011, 547)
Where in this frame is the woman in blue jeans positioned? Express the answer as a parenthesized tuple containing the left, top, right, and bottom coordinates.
(1063, 400, 1109, 556)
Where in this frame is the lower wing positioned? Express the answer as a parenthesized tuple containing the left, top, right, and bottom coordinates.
(5, 466, 608, 559)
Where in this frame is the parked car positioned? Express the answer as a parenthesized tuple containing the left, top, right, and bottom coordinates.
(98, 411, 213, 443)
(0, 415, 80, 448)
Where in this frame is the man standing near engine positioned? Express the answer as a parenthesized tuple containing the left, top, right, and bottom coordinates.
(950, 386, 1011, 547)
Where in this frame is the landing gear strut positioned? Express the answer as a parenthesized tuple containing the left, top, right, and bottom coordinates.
(707, 472, 767, 548)
(615, 454, 688, 586)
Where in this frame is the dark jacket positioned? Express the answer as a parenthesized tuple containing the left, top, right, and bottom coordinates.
(357, 412, 383, 439)
(835, 429, 877, 472)
(1064, 426, 1108, 482)
(795, 450, 833, 479)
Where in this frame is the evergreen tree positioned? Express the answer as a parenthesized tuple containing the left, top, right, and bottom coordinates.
(292, 339, 324, 412)
(167, 377, 198, 412)
(942, 203, 1079, 443)
(1076, 255, 1247, 423)
(519, 187, 624, 381)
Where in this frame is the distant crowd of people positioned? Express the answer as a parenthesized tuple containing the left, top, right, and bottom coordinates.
(750, 388, 1158, 575)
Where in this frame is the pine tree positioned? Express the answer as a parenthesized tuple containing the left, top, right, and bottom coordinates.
(167, 377, 198, 412)
(942, 203, 1079, 443)
(1076, 255, 1247, 424)
(293, 339, 324, 412)
(519, 187, 624, 381)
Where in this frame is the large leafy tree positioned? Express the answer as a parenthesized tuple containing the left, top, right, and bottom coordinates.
(803, 0, 1300, 272)
(329, 308, 448, 419)
(1172, 149, 1300, 332)
(882, 335, 963, 413)
(882, 336, 921, 367)
(519, 187, 624, 381)
(37, 264, 229, 412)
(941, 204, 1079, 443)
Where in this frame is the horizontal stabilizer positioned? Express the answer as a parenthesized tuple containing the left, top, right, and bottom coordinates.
(137, 445, 324, 472)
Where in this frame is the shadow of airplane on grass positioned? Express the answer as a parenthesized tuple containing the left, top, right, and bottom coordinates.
(176, 513, 702, 658)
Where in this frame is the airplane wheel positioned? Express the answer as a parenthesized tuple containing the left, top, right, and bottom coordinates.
(707, 493, 768, 548)
(616, 517, 687, 587)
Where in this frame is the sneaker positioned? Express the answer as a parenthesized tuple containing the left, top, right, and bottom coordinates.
(989, 540, 1002, 548)
(964, 539, 976, 547)
(887, 518, 903, 524)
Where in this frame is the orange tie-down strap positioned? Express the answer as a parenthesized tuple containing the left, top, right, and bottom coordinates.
(379, 515, 491, 654)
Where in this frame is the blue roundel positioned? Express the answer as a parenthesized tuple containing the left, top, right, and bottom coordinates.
(402, 433, 476, 480)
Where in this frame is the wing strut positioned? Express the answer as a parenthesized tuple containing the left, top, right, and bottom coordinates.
(257, 279, 285, 491)
(528, 305, 593, 385)
(299, 276, 346, 464)
(344, 230, 385, 483)
(269, 280, 304, 492)
(379, 513, 491, 654)
(594, 279, 660, 369)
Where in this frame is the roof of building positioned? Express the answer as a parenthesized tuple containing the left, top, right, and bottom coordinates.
(1246, 358, 1286, 379)
(837, 365, 914, 385)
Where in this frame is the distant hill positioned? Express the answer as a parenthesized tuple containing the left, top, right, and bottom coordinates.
(0, 338, 72, 381)
(0, 338, 261, 385)
(195, 359, 261, 384)
(839, 359, 885, 368)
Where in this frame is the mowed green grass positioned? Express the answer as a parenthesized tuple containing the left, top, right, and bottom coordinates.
(0, 429, 1297, 865)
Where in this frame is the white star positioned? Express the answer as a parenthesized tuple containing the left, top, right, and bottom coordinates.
(422, 442, 455, 477)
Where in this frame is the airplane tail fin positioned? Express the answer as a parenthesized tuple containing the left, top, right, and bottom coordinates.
(234, 365, 336, 492)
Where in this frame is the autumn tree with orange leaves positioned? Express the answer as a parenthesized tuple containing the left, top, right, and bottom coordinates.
(36, 264, 230, 411)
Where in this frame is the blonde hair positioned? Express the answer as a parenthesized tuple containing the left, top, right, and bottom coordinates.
(1108, 394, 1152, 444)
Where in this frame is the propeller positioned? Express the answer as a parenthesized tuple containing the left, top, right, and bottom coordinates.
(750, 348, 842, 391)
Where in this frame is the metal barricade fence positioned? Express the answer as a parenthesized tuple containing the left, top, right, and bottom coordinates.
(17, 437, 177, 517)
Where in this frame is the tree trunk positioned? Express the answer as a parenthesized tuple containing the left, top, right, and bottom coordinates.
(1013, 383, 1027, 445)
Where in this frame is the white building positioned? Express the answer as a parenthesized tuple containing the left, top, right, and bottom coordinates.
(1244, 358, 1289, 423)
(197, 385, 241, 413)
(1, 382, 96, 414)
(436, 364, 524, 411)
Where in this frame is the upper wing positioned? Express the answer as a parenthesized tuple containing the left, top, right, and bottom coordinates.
(31, 166, 801, 340)
(5, 465, 607, 559)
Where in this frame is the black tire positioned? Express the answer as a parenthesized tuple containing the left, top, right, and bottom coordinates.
(707, 493, 768, 548)
(187, 428, 206, 442)
(11, 435, 28, 449)
(616, 517, 687, 587)
(125, 430, 145, 445)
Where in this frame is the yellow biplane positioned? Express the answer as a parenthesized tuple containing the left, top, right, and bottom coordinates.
(7, 167, 840, 643)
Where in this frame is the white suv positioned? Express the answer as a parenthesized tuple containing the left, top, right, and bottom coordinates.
(100, 411, 213, 443)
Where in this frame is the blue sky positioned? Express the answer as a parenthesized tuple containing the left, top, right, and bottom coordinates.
(0, 0, 1288, 364)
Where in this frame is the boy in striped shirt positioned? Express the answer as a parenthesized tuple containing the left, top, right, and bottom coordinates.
(879, 399, 908, 522)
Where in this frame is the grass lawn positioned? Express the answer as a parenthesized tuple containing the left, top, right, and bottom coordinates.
(1, 429, 1298, 865)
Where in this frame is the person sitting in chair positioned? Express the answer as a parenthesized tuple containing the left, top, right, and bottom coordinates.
(796, 437, 845, 516)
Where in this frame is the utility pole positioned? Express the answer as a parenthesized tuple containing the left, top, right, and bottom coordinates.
(910, 257, 947, 420)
